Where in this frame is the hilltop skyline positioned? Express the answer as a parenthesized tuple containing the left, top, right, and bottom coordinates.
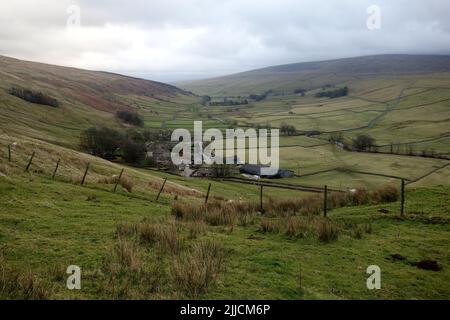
(1, 0, 450, 82)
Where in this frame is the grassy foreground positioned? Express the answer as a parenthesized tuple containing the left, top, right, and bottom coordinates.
(0, 173, 448, 299)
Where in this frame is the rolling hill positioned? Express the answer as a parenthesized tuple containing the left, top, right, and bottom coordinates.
(0, 55, 196, 147)
(180, 54, 450, 96)
(0, 55, 449, 301)
(0, 55, 191, 112)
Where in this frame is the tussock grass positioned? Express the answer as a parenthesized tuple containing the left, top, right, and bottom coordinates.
(172, 199, 259, 228)
(172, 240, 225, 298)
(115, 222, 139, 238)
(116, 220, 182, 254)
(285, 216, 315, 239)
(258, 196, 323, 216)
(105, 219, 224, 299)
(0, 257, 51, 299)
(172, 201, 204, 221)
(98, 175, 134, 192)
(172, 184, 399, 229)
(101, 238, 167, 299)
(316, 219, 340, 243)
(372, 185, 399, 203)
(186, 221, 208, 240)
(260, 218, 282, 233)
(138, 221, 182, 254)
(111, 238, 142, 273)
(46, 263, 67, 282)
(259, 216, 340, 242)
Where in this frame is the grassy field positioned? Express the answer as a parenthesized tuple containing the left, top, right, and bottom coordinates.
(194, 72, 450, 191)
(0, 173, 448, 299)
(0, 55, 449, 300)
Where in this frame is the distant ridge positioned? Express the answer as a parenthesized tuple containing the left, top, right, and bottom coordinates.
(180, 54, 450, 96)
(247, 54, 450, 74)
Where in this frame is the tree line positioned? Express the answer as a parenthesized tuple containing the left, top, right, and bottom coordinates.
(315, 87, 349, 99)
(80, 127, 172, 167)
(209, 99, 249, 106)
(9, 87, 60, 108)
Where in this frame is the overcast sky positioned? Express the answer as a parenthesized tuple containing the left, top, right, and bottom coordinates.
(1, 0, 450, 82)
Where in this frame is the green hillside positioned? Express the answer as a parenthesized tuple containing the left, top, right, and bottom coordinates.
(0, 55, 197, 147)
(184, 68, 450, 190)
(0, 173, 448, 299)
(0, 55, 449, 300)
(180, 55, 450, 96)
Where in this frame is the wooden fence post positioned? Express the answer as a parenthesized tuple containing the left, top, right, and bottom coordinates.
(8, 144, 11, 162)
(156, 178, 167, 201)
(323, 185, 328, 217)
(400, 179, 405, 217)
(81, 163, 90, 185)
(260, 184, 263, 212)
(113, 168, 125, 192)
(205, 183, 212, 204)
(52, 159, 60, 179)
(24, 152, 35, 172)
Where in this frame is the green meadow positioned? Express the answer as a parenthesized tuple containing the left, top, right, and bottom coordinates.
(0, 55, 449, 299)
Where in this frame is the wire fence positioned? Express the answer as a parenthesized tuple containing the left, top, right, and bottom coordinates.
(2, 143, 409, 215)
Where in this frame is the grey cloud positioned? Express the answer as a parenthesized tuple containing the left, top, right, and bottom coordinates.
(0, 0, 449, 82)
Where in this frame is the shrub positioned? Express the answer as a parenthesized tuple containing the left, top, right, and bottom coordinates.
(280, 122, 297, 136)
(315, 86, 348, 98)
(80, 127, 124, 159)
(126, 129, 145, 143)
(329, 132, 344, 144)
(294, 88, 306, 96)
(116, 110, 144, 127)
(121, 139, 146, 165)
(200, 95, 211, 105)
(352, 135, 375, 152)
